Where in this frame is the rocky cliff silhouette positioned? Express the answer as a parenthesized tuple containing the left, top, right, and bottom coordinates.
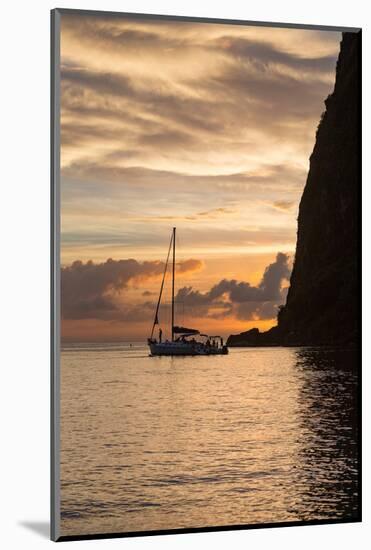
(228, 32, 360, 348)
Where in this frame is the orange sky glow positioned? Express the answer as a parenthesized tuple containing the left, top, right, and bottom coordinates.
(60, 12, 341, 342)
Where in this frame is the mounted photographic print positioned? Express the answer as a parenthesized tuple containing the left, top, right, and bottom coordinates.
(51, 8, 362, 542)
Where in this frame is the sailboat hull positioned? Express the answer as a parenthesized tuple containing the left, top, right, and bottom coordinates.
(149, 341, 228, 356)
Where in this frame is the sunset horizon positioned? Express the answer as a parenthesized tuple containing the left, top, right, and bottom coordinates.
(60, 13, 341, 342)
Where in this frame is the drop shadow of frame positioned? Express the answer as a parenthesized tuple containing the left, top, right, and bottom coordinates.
(18, 521, 49, 539)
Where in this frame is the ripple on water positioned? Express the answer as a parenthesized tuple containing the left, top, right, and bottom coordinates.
(60, 346, 359, 535)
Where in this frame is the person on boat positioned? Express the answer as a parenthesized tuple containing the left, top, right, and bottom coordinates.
(159, 328, 162, 343)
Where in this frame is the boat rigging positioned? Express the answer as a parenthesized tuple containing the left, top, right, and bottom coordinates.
(147, 228, 228, 356)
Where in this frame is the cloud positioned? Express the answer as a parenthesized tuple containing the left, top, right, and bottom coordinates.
(259, 251, 291, 299)
(272, 200, 295, 211)
(175, 252, 291, 321)
(215, 36, 337, 74)
(60, 18, 340, 177)
(61, 253, 290, 325)
(61, 161, 306, 192)
(60, 14, 191, 57)
(61, 257, 202, 320)
(61, 66, 134, 99)
(60, 55, 330, 156)
(177, 259, 203, 273)
(197, 207, 237, 218)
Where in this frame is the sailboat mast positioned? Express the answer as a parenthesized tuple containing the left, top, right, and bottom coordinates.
(150, 231, 173, 340)
(171, 227, 176, 341)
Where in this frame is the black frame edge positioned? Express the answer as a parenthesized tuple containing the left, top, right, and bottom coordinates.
(356, 27, 362, 525)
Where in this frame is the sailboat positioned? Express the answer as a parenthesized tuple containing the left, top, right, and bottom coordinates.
(147, 228, 228, 356)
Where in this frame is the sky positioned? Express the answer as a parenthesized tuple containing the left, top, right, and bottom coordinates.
(60, 12, 341, 342)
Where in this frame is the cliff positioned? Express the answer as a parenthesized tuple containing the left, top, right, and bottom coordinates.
(228, 32, 360, 348)
(227, 327, 281, 347)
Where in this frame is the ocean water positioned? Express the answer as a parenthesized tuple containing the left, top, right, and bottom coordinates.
(59, 344, 359, 537)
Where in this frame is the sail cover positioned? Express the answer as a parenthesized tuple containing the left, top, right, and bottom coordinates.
(173, 326, 200, 335)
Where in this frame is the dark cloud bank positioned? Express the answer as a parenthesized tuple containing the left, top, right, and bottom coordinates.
(61, 257, 202, 321)
(62, 253, 290, 324)
(176, 252, 290, 321)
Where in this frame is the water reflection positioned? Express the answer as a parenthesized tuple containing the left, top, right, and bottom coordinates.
(60, 345, 359, 536)
(291, 348, 359, 520)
